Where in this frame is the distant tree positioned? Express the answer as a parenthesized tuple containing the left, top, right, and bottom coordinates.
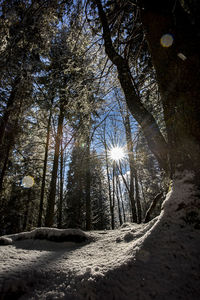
(64, 143, 109, 230)
(90, 149, 110, 230)
(64, 140, 86, 228)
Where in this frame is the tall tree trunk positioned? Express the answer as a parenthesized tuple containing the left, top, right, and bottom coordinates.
(38, 106, 53, 227)
(124, 111, 137, 222)
(85, 136, 91, 231)
(0, 103, 21, 196)
(140, 1, 200, 173)
(23, 189, 31, 231)
(116, 172, 123, 226)
(116, 96, 137, 222)
(0, 76, 21, 149)
(45, 103, 64, 227)
(111, 161, 116, 229)
(103, 130, 114, 229)
(0, 143, 11, 194)
(134, 169, 142, 223)
(57, 141, 64, 228)
(140, 1, 200, 216)
(98, 179, 104, 229)
(117, 174, 126, 223)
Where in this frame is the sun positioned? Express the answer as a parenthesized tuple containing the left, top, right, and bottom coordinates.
(109, 146, 125, 162)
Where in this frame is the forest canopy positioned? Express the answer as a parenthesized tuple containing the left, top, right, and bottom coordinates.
(0, 0, 200, 235)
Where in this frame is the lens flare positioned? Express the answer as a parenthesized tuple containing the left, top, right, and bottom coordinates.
(22, 176, 34, 188)
(160, 34, 174, 47)
(109, 146, 125, 162)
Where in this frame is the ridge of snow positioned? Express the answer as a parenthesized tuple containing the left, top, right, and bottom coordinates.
(0, 228, 90, 245)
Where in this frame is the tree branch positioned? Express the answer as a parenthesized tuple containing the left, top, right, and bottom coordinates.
(94, 0, 169, 172)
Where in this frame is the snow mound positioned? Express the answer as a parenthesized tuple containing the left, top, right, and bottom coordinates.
(123, 232, 134, 242)
(0, 228, 90, 245)
(120, 222, 132, 228)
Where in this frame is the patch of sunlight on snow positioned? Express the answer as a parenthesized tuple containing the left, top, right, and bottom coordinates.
(160, 34, 174, 47)
(22, 176, 34, 188)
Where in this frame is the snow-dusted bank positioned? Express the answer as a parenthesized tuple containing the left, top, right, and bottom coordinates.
(0, 228, 89, 245)
(0, 174, 200, 300)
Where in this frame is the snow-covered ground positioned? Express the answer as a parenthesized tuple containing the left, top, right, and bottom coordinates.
(1, 173, 200, 299)
(0, 217, 200, 300)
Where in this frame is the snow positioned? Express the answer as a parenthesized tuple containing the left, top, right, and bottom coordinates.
(0, 173, 200, 299)
(3, 228, 89, 244)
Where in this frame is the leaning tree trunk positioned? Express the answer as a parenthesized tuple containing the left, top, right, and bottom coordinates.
(144, 192, 164, 223)
(95, 0, 169, 173)
(45, 103, 64, 227)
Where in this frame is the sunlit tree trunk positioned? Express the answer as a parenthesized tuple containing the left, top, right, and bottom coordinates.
(134, 169, 142, 223)
(117, 175, 126, 223)
(116, 171, 123, 226)
(103, 126, 114, 229)
(111, 161, 116, 229)
(124, 111, 137, 222)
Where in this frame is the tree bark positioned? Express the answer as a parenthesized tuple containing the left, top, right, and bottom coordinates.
(38, 105, 53, 227)
(45, 103, 64, 227)
(111, 161, 116, 229)
(117, 174, 126, 223)
(85, 135, 91, 230)
(116, 172, 123, 226)
(0, 143, 11, 194)
(23, 189, 31, 231)
(103, 128, 114, 229)
(124, 111, 137, 222)
(0, 76, 21, 150)
(134, 169, 142, 224)
(140, 1, 200, 177)
(57, 141, 64, 229)
(144, 192, 164, 223)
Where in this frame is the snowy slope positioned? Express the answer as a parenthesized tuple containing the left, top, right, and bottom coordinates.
(1, 216, 200, 300)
